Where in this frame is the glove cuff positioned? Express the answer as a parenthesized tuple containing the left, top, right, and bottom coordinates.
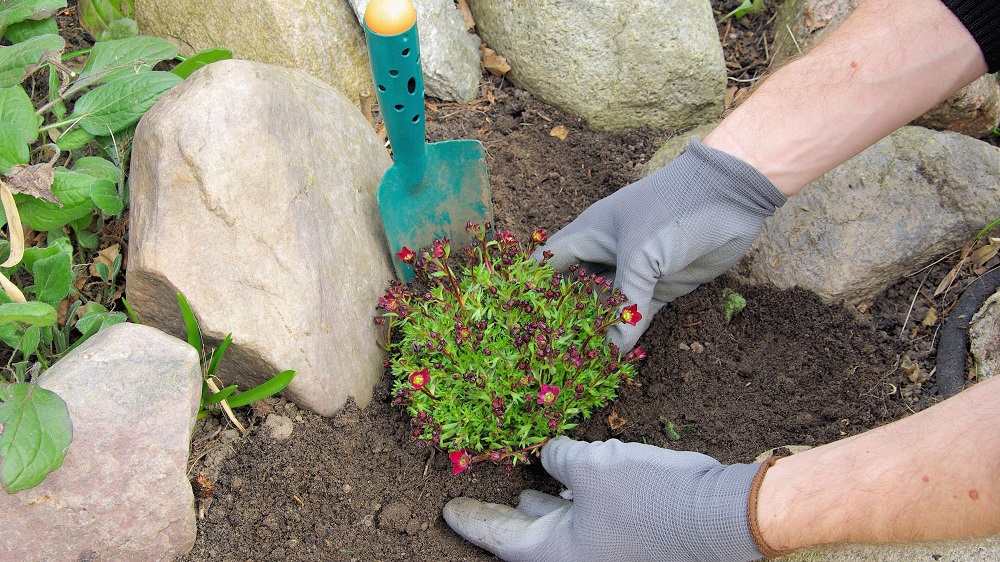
(687, 139, 787, 213)
(747, 456, 792, 559)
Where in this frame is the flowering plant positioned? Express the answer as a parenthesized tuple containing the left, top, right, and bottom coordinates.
(375, 223, 646, 474)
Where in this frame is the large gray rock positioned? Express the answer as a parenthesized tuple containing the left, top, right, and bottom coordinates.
(136, 0, 373, 106)
(348, 0, 482, 102)
(770, 0, 1000, 138)
(0, 323, 201, 561)
(467, 0, 725, 133)
(127, 59, 392, 417)
(747, 126, 1000, 304)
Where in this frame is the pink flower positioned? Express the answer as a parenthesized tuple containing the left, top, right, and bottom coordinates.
(432, 239, 446, 258)
(395, 247, 415, 263)
(620, 304, 642, 326)
(536, 384, 560, 405)
(450, 449, 472, 474)
(409, 368, 429, 390)
(627, 346, 647, 361)
(378, 294, 399, 311)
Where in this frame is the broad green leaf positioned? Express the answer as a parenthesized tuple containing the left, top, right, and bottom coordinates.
(31, 248, 73, 304)
(172, 48, 232, 79)
(0, 0, 66, 35)
(0, 302, 56, 326)
(76, 36, 178, 88)
(74, 303, 125, 336)
(0, 34, 64, 88)
(78, 0, 133, 38)
(0, 85, 38, 143)
(225, 370, 297, 409)
(0, 322, 20, 349)
(70, 70, 182, 136)
(18, 324, 39, 359)
(74, 229, 98, 249)
(88, 178, 122, 215)
(16, 168, 97, 231)
(97, 17, 137, 41)
(4, 16, 59, 45)
(21, 240, 66, 272)
(73, 156, 121, 184)
(0, 382, 72, 494)
(54, 128, 94, 152)
(0, 121, 29, 173)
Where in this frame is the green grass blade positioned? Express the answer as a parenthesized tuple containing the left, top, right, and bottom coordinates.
(224, 369, 296, 409)
(176, 292, 202, 354)
(202, 383, 238, 406)
(206, 332, 232, 377)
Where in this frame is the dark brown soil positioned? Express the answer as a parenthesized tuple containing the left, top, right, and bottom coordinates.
(174, 2, 995, 561)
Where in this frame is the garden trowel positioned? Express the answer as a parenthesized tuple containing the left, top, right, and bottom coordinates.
(364, 0, 493, 282)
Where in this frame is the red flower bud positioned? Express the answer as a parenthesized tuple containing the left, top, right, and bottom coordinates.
(395, 247, 416, 263)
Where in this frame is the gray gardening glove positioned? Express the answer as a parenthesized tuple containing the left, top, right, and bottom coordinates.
(443, 437, 773, 562)
(536, 140, 786, 350)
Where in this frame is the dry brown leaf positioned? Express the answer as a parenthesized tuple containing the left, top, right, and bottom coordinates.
(89, 243, 120, 277)
(549, 125, 569, 141)
(970, 239, 1000, 268)
(608, 410, 628, 431)
(482, 46, 511, 77)
(456, 0, 475, 31)
(921, 306, 938, 327)
(5, 161, 59, 204)
(934, 240, 975, 296)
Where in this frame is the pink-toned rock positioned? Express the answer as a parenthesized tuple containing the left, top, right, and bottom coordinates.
(0, 323, 202, 561)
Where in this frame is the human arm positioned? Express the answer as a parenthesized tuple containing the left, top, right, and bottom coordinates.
(538, 0, 993, 351)
(704, 0, 989, 196)
(444, 375, 1000, 561)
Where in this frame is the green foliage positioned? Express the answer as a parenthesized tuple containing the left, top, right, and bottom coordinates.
(0, 0, 231, 495)
(719, 0, 764, 22)
(976, 216, 1000, 240)
(176, 293, 296, 427)
(77, 0, 133, 40)
(376, 224, 646, 473)
(721, 287, 747, 323)
(0, 381, 72, 493)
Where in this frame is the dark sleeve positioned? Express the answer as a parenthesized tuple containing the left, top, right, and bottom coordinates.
(940, 0, 1000, 73)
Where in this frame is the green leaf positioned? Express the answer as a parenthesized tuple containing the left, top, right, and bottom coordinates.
(0, 34, 65, 88)
(0, 0, 66, 36)
(16, 168, 97, 231)
(0, 302, 56, 326)
(172, 48, 232, 79)
(206, 333, 233, 377)
(21, 239, 67, 272)
(4, 16, 59, 47)
(69, 71, 182, 136)
(18, 325, 39, 359)
(31, 248, 73, 304)
(202, 384, 238, 406)
(89, 179, 123, 215)
(73, 156, 121, 184)
(77, 0, 133, 38)
(720, 0, 764, 22)
(74, 303, 125, 336)
(77, 36, 179, 87)
(54, 128, 95, 152)
(97, 17, 137, 41)
(0, 382, 72, 494)
(0, 85, 39, 143)
(176, 293, 202, 353)
(0, 121, 30, 174)
(225, 370, 296, 409)
(74, 229, 98, 249)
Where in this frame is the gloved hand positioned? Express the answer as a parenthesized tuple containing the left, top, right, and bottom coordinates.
(443, 437, 779, 562)
(536, 140, 786, 350)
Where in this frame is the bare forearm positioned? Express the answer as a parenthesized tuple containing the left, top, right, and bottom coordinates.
(703, 0, 988, 196)
(757, 375, 1000, 551)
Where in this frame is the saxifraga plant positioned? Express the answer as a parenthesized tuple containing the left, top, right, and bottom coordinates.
(375, 222, 646, 474)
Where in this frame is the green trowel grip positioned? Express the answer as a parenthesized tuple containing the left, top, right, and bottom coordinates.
(364, 20, 427, 189)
